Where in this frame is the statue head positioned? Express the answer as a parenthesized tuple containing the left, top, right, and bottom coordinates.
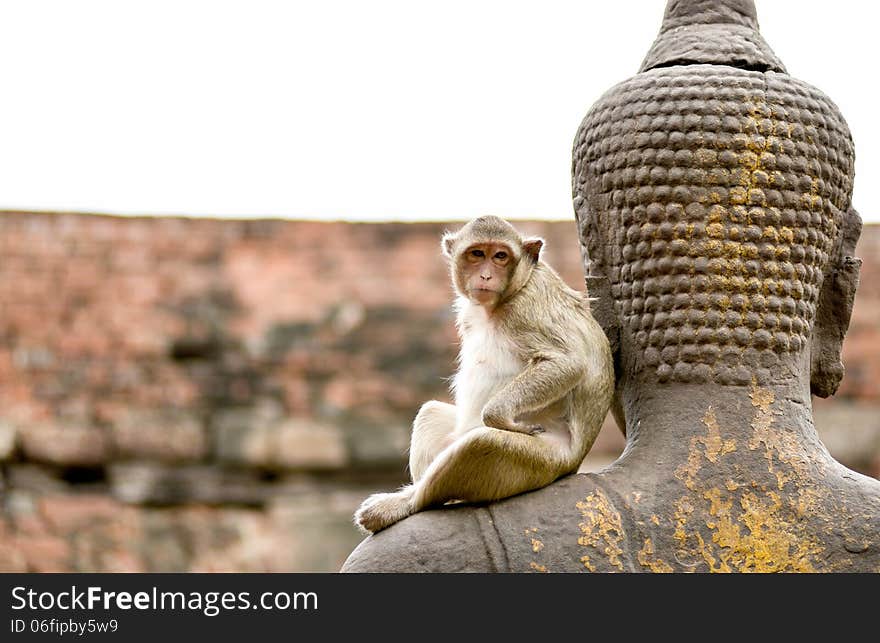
(573, 0, 862, 394)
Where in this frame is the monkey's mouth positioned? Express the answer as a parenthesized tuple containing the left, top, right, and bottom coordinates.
(469, 288, 501, 302)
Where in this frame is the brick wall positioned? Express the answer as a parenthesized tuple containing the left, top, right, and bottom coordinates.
(0, 211, 877, 571)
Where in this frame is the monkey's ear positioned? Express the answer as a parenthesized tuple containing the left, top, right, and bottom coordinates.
(522, 237, 544, 263)
(441, 233, 456, 258)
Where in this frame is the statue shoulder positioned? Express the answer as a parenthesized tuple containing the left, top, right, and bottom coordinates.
(341, 504, 498, 572)
(342, 474, 635, 573)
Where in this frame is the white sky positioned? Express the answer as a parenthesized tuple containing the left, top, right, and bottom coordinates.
(1, 1, 877, 222)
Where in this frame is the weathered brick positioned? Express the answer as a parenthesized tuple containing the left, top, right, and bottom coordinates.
(18, 422, 110, 466)
(0, 541, 28, 572)
(6, 465, 71, 494)
(38, 494, 125, 533)
(13, 535, 70, 572)
(274, 419, 348, 469)
(0, 211, 877, 573)
(212, 404, 281, 466)
(109, 463, 271, 505)
(214, 413, 347, 470)
(111, 410, 207, 462)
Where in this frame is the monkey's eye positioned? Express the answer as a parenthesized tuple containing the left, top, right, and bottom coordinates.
(494, 251, 508, 260)
(470, 249, 485, 258)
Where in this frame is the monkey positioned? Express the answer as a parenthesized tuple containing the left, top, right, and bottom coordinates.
(354, 216, 614, 534)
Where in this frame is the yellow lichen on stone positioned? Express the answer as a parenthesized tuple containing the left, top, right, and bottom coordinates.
(702, 408, 737, 463)
(668, 391, 826, 572)
(688, 530, 721, 572)
(673, 496, 694, 549)
(579, 555, 596, 572)
(675, 486, 822, 573)
(703, 487, 733, 520)
(675, 438, 702, 492)
(706, 222, 725, 238)
(724, 491, 821, 572)
(576, 490, 625, 571)
(808, 177, 822, 211)
(650, 514, 660, 526)
(529, 562, 548, 573)
(747, 382, 802, 489)
(794, 487, 820, 518)
(531, 538, 544, 553)
(637, 538, 673, 573)
(675, 407, 737, 490)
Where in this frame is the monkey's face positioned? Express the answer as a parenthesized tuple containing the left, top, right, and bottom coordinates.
(458, 243, 514, 308)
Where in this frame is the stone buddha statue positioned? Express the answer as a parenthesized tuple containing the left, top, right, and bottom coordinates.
(342, 0, 879, 572)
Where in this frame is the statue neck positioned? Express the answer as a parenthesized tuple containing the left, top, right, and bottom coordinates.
(617, 357, 827, 467)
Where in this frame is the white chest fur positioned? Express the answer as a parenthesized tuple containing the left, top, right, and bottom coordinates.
(451, 299, 522, 434)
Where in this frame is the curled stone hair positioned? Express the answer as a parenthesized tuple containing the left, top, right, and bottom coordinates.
(572, 0, 857, 387)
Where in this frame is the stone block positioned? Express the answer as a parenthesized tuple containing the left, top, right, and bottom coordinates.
(345, 421, 411, 468)
(274, 420, 347, 469)
(215, 410, 348, 470)
(19, 422, 109, 467)
(111, 410, 207, 462)
(213, 408, 274, 466)
(38, 494, 123, 533)
(6, 465, 71, 494)
(0, 540, 28, 572)
(12, 535, 70, 572)
(109, 463, 269, 505)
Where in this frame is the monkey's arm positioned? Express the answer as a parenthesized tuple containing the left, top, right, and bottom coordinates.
(481, 353, 583, 432)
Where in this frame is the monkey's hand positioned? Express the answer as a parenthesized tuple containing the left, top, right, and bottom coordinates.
(482, 408, 545, 436)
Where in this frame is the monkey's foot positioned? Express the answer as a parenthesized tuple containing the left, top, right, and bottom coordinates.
(354, 490, 414, 534)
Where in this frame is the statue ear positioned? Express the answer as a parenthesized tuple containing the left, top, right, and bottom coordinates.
(810, 207, 862, 398)
(585, 272, 624, 433)
(522, 237, 544, 262)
